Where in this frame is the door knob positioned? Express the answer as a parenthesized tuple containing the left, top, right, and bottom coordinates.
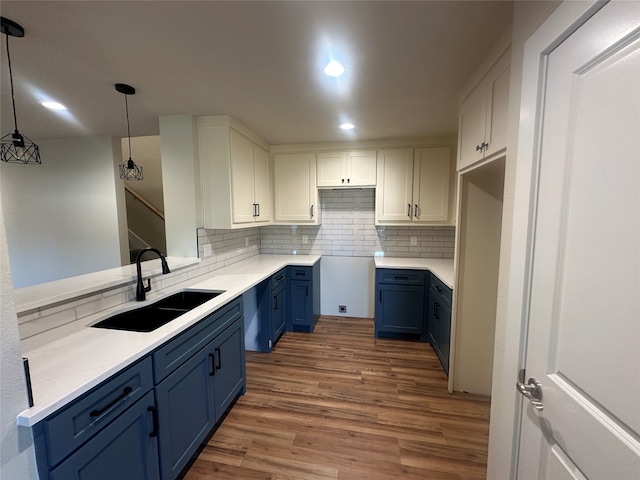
(516, 377, 544, 411)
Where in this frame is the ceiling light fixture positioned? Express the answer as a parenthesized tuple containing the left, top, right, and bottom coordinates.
(1, 16, 41, 164)
(115, 83, 143, 181)
(339, 122, 355, 130)
(324, 60, 345, 77)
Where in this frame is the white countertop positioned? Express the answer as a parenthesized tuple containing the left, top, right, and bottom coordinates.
(374, 257, 454, 288)
(13, 257, 201, 313)
(17, 254, 320, 427)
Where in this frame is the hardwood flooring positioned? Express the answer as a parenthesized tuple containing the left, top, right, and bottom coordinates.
(184, 316, 491, 480)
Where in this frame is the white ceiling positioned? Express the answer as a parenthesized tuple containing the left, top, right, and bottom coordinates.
(0, 1, 514, 146)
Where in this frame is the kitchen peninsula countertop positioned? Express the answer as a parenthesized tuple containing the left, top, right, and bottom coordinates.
(13, 257, 202, 313)
(374, 257, 454, 288)
(17, 254, 320, 427)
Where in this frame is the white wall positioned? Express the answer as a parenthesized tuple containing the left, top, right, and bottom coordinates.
(487, 1, 562, 478)
(453, 159, 505, 395)
(0, 195, 38, 479)
(1, 136, 126, 288)
(159, 115, 200, 258)
(122, 135, 164, 212)
(320, 256, 375, 318)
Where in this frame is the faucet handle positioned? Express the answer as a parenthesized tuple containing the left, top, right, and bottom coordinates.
(143, 278, 151, 293)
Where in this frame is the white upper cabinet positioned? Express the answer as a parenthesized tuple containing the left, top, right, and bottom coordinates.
(317, 150, 377, 188)
(457, 49, 511, 171)
(376, 147, 452, 225)
(376, 148, 414, 222)
(413, 147, 450, 222)
(274, 153, 320, 224)
(198, 116, 271, 229)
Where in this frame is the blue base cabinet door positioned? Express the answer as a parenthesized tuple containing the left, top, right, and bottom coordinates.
(271, 285, 286, 346)
(49, 390, 159, 480)
(155, 343, 216, 480)
(290, 279, 313, 332)
(375, 284, 425, 337)
(211, 320, 246, 419)
(427, 281, 452, 375)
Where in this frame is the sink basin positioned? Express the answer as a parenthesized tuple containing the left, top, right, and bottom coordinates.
(92, 290, 223, 332)
(152, 290, 221, 311)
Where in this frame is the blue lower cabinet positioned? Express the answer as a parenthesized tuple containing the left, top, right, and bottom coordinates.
(288, 262, 320, 332)
(49, 390, 159, 480)
(428, 279, 452, 375)
(155, 317, 245, 479)
(374, 269, 426, 338)
(290, 279, 313, 331)
(155, 342, 216, 479)
(211, 319, 246, 418)
(271, 284, 286, 347)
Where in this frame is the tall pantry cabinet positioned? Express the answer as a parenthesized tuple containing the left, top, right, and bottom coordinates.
(450, 34, 510, 396)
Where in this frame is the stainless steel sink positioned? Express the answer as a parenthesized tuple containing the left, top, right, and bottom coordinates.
(92, 290, 223, 332)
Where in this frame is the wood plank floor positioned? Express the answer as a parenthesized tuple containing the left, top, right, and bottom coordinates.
(184, 316, 491, 480)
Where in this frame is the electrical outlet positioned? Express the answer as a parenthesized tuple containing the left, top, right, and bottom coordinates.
(339, 305, 347, 313)
(245, 237, 249, 247)
(203, 244, 212, 257)
(302, 235, 309, 244)
(410, 236, 417, 246)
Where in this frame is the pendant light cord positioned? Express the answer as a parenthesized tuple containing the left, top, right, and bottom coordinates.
(5, 33, 19, 132)
(124, 93, 132, 160)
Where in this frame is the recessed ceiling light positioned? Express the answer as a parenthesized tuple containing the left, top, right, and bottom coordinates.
(324, 60, 345, 77)
(339, 122, 355, 130)
(41, 101, 67, 111)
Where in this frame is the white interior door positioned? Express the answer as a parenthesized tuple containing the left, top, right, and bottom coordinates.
(517, 2, 640, 478)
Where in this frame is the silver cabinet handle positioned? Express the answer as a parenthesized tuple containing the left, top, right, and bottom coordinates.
(516, 377, 543, 411)
(407, 204, 412, 218)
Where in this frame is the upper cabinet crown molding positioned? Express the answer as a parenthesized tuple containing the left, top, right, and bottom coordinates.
(457, 47, 511, 172)
(198, 116, 272, 229)
(316, 150, 377, 188)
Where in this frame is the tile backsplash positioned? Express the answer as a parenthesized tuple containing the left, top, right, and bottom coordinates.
(196, 227, 261, 272)
(260, 189, 455, 258)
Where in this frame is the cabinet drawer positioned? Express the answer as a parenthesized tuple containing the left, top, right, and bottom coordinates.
(430, 275, 452, 307)
(49, 390, 159, 480)
(271, 268, 287, 291)
(153, 297, 243, 384)
(41, 356, 153, 468)
(377, 269, 425, 286)
(289, 266, 311, 280)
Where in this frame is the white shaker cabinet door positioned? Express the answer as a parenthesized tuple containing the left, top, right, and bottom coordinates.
(375, 148, 414, 223)
(230, 130, 256, 224)
(346, 150, 377, 187)
(316, 152, 346, 187)
(413, 147, 450, 222)
(252, 144, 271, 223)
(274, 153, 319, 224)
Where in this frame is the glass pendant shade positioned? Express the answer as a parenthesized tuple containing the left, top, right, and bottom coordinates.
(1, 16, 41, 165)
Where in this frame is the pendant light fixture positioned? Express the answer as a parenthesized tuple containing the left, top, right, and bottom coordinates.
(116, 83, 143, 181)
(1, 16, 41, 164)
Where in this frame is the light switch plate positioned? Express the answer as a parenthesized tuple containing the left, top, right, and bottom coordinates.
(410, 236, 417, 246)
(203, 244, 212, 257)
(302, 235, 309, 244)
